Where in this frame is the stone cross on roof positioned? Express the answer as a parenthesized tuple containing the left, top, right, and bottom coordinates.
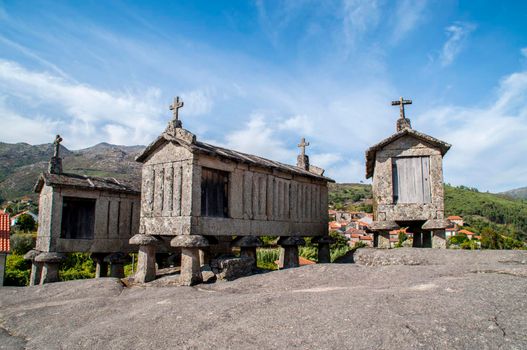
(169, 96, 184, 128)
(391, 97, 412, 119)
(297, 137, 310, 157)
(53, 135, 63, 158)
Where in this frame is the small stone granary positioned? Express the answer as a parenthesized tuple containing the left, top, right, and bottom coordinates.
(366, 98, 451, 248)
(131, 97, 334, 285)
(27, 136, 141, 284)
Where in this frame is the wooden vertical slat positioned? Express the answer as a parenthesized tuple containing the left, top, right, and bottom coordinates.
(421, 157, 431, 203)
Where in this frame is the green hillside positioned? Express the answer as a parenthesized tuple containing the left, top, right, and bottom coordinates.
(328, 183, 527, 240)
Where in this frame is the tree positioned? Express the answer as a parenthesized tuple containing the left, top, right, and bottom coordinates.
(480, 227, 501, 249)
(15, 213, 36, 232)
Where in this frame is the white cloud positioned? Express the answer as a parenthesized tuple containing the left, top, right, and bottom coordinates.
(180, 88, 215, 116)
(0, 59, 166, 148)
(342, 0, 380, 49)
(310, 153, 343, 169)
(439, 22, 476, 67)
(278, 114, 314, 135)
(391, 0, 428, 42)
(223, 113, 296, 163)
(416, 69, 527, 191)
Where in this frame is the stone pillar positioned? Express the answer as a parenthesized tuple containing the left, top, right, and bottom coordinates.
(377, 232, 391, 249)
(24, 250, 42, 286)
(129, 234, 159, 283)
(199, 249, 212, 267)
(422, 220, 450, 249)
(313, 236, 335, 263)
(104, 253, 129, 278)
(231, 236, 263, 269)
(133, 237, 158, 281)
(0, 253, 6, 286)
(370, 221, 399, 249)
(90, 253, 108, 278)
(432, 230, 447, 249)
(35, 252, 65, 284)
(171, 235, 210, 286)
(413, 232, 422, 247)
(422, 231, 432, 248)
(278, 237, 305, 269)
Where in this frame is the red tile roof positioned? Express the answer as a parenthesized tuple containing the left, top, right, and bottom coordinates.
(448, 216, 463, 220)
(0, 211, 10, 253)
(360, 236, 373, 241)
(458, 229, 475, 236)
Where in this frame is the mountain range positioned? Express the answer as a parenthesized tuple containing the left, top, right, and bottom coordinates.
(0, 141, 144, 203)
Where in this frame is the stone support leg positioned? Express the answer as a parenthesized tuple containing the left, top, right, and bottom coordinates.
(413, 232, 423, 247)
(199, 248, 211, 267)
(136, 244, 157, 283)
(110, 263, 125, 278)
(29, 262, 42, 286)
(422, 231, 432, 248)
(91, 253, 108, 278)
(317, 243, 331, 263)
(40, 262, 60, 284)
(180, 247, 202, 286)
(279, 246, 299, 269)
(432, 230, 447, 249)
(96, 261, 108, 278)
(240, 247, 257, 268)
(377, 232, 391, 249)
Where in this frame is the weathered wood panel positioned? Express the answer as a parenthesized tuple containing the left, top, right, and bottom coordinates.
(393, 156, 431, 204)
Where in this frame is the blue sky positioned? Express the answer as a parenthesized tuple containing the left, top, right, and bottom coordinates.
(1, 1, 526, 192)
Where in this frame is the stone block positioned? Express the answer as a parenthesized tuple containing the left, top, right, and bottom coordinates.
(210, 256, 254, 281)
(432, 230, 447, 249)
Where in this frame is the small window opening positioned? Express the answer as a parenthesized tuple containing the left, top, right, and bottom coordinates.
(61, 197, 96, 239)
(201, 167, 229, 217)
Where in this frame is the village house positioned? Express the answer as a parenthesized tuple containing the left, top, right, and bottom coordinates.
(0, 211, 10, 286)
(25, 136, 142, 284)
(131, 97, 335, 285)
(447, 215, 464, 227)
(10, 210, 38, 227)
(366, 98, 451, 248)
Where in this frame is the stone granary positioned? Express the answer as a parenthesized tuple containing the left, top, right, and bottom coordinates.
(366, 97, 451, 248)
(26, 135, 141, 284)
(131, 97, 334, 285)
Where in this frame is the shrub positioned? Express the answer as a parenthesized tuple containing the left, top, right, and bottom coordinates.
(460, 240, 479, 250)
(257, 248, 279, 270)
(59, 253, 95, 281)
(448, 233, 468, 246)
(4, 254, 30, 286)
(10, 233, 36, 255)
(15, 214, 37, 232)
(299, 246, 317, 261)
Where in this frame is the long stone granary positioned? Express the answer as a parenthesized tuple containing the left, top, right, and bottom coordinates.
(366, 97, 451, 248)
(131, 97, 334, 285)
